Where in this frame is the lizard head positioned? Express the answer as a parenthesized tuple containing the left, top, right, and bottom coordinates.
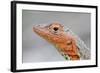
(33, 22, 81, 60)
(33, 22, 67, 44)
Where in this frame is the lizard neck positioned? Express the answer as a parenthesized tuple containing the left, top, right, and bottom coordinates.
(53, 37, 80, 60)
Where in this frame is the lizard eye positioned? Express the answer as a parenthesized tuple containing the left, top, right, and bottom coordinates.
(53, 27, 58, 31)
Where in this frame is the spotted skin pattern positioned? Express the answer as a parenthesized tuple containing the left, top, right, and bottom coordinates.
(33, 22, 80, 60)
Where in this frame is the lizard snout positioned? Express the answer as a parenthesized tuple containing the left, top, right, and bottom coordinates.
(33, 24, 41, 30)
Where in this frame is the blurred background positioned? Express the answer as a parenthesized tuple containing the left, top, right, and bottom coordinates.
(22, 10, 91, 63)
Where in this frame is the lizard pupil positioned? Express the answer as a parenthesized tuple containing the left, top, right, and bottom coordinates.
(53, 27, 58, 31)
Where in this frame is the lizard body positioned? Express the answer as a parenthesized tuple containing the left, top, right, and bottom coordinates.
(33, 22, 88, 60)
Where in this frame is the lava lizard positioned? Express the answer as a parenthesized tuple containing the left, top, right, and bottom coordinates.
(33, 22, 90, 60)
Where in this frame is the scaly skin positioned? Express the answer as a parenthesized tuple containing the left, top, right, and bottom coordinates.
(33, 22, 80, 60)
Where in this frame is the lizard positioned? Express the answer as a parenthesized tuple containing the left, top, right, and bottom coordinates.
(33, 22, 90, 60)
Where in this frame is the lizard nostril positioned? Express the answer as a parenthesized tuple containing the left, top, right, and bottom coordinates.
(53, 27, 58, 31)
